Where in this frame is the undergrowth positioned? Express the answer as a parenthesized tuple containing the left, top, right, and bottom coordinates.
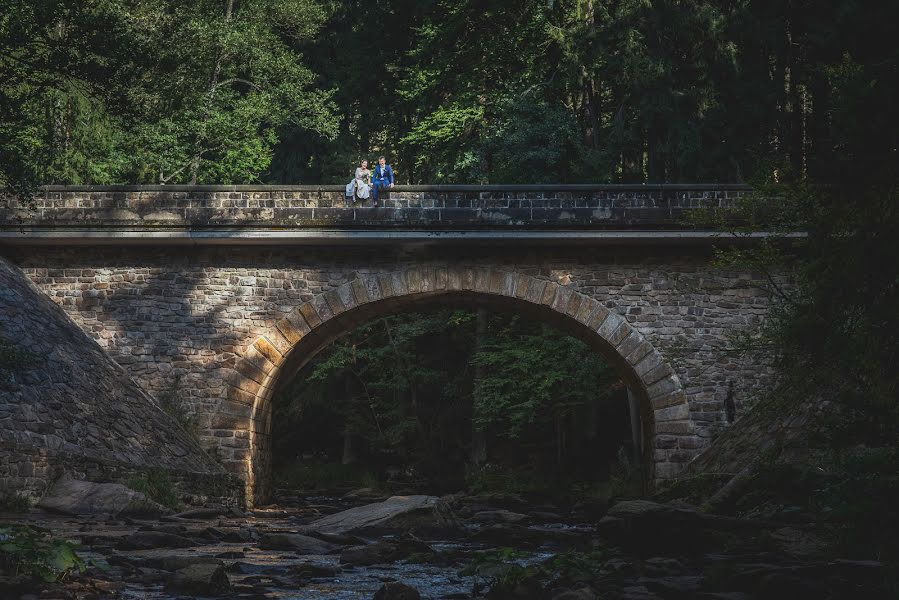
(126, 469, 181, 511)
(0, 524, 84, 582)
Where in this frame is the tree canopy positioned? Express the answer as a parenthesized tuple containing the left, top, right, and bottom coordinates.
(3, 0, 897, 189)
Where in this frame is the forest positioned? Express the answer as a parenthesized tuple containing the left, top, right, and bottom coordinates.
(2, 0, 896, 191)
(271, 309, 637, 499)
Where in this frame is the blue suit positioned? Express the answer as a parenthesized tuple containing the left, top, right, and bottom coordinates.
(371, 164, 394, 202)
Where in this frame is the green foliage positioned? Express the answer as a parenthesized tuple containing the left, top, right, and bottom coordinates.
(0, 493, 31, 513)
(8, 1, 896, 188)
(157, 376, 200, 440)
(126, 469, 181, 511)
(462, 548, 610, 598)
(0, 524, 84, 583)
(272, 309, 627, 491)
(471, 318, 617, 439)
(273, 461, 380, 492)
(0, 336, 42, 386)
(0, 0, 337, 192)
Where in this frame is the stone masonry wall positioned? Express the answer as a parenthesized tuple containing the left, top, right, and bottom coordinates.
(0, 256, 242, 502)
(8, 244, 775, 498)
(0, 185, 750, 229)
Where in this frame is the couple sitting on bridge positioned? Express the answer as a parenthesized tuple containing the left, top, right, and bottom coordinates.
(346, 155, 394, 207)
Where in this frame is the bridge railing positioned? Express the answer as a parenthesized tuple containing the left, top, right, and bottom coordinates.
(0, 184, 755, 232)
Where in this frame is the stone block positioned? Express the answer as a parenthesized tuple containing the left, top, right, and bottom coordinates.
(298, 302, 323, 328)
(625, 339, 654, 366)
(252, 337, 284, 366)
(551, 285, 573, 313)
(647, 375, 679, 399)
(540, 282, 559, 306)
(225, 384, 257, 406)
(634, 350, 664, 378)
(378, 275, 396, 299)
(616, 330, 643, 357)
(587, 304, 611, 330)
(336, 282, 358, 311)
(575, 296, 598, 324)
(607, 320, 632, 346)
(596, 311, 624, 341)
(650, 389, 686, 410)
(514, 274, 531, 299)
(311, 294, 335, 322)
(234, 359, 268, 386)
(275, 314, 307, 345)
(323, 289, 347, 317)
(351, 278, 371, 304)
(405, 268, 422, 293)
(643, 362, 675, 386)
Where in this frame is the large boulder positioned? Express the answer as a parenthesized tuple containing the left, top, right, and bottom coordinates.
(37, 474, 167, 517)
(307, 495, 458, 536)
(165, 563, 230, 596)
(597, 500, 770, 556)
(373, 581, 421, 599)
(115, 530, 198, 550)
(257, 532, 342, 554)
(340, 538, 431, 567)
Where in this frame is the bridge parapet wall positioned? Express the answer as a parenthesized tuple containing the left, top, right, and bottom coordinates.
(0, 184, 752, 230)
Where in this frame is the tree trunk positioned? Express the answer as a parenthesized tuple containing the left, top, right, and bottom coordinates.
(341, 376, 357, 464)
(190, 0, 235, 184)
(470, 308, 488, 466)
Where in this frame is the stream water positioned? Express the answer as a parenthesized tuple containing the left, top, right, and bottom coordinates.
(6, 494, 583, 600)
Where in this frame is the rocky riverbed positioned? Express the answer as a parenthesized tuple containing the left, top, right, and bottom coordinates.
(0, 485, 891, 599)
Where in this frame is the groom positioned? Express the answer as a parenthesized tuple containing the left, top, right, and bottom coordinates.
(370, 155, 394, 207)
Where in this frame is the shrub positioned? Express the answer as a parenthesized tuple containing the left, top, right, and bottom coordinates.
(0, 524, 84, 582)
(126, 469, 181, 511)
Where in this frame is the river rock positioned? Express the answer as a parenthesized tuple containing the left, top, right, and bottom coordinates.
(551, 588, 598, 600)
(258, 532, 342, 554)
(289, 562, 340, 579)
(165, 563, 230, 595)
(37, 474, 168, 517)
(470, 509, 530, 524)
(373, 581, 421, 599)
(171, 506, 230, 519)
(307, 495, 458, 536)
(340, 538, 431, 566)
(597, 500, 758, 555)
(469, 523, 584, 548)
(142, 556, 222, 572)
(115, 530, 197, 550)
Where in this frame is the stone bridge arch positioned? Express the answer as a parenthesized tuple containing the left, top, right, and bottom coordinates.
(215, 267, 688, 505)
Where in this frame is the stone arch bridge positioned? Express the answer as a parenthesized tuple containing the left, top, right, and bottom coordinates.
(0, 184, 776, 504)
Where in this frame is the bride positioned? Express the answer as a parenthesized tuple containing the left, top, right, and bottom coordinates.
(345, 159, 371, 202)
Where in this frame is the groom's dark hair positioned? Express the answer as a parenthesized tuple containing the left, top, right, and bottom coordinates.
(378, 155, 386, 161)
